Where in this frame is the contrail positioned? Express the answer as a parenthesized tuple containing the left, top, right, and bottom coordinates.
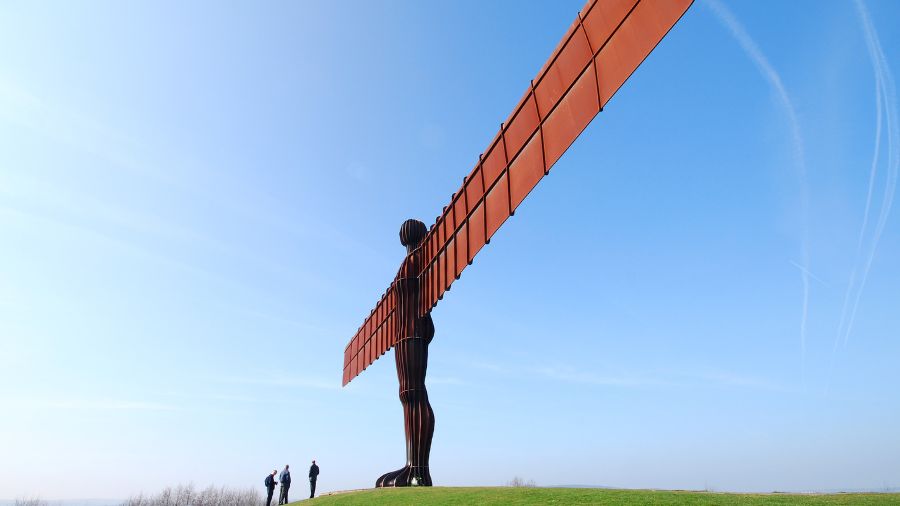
(790, 260, 829, 288)
(705, 0, 811, 376)
(833, 18, 882, 355)
(835, 0, 898, 351)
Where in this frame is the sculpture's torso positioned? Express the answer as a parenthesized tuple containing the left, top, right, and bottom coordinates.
(396, 249, 434, 344)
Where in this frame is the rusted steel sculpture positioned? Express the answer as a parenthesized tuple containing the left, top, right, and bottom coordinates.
(375, 219, 435, 487)
(342, 0, 694, 487)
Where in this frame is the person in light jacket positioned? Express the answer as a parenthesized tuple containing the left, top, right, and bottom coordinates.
(278, 465, 291, 505)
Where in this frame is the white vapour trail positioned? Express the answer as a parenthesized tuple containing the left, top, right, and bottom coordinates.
(834, 21, 883, 355)
(857, 73, 883, 254)
(790, 260, 829, 288)
(836, 0, 899, 349)
(705, 0, 811, 372)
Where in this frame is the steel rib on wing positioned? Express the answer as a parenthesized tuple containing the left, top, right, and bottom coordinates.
(343, 0, 693, 386)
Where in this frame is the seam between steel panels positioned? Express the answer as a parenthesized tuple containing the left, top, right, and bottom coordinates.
(499, 122, 513, 218)
(577, 10, 603, 112)
(531, 79, 550, 176)
(463, 175, 471, 267)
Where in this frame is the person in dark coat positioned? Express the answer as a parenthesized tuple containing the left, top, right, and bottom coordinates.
(308, 460, 320, 499)
(278, 465, 291, 505)
(264, 469, 278, 506)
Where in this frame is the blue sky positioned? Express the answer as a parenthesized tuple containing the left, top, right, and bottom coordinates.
(1, 0, 899, 500)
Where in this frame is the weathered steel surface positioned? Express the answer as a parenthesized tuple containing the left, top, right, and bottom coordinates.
(374, 219, 435, 488)
(343, 0, 693, 386)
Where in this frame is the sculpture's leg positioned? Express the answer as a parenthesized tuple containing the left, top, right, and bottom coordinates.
(376, 333, 434, 487)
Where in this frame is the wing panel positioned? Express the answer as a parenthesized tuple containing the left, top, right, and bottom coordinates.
(543, 61, 601, 168)
(534, 27, 593, 116)
(468, 201, 486, 263)
(481, 141, 507, 191)
(445, 238, 456, 290)
(465, 169, 485, 206)
(485, 172, 510, 240)
(508, 133, 546, 211)
(503, 94, 541, 161)
(582, 0, 639, 53)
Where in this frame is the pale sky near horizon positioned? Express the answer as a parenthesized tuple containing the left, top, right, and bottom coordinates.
(1, 0, 899, 501)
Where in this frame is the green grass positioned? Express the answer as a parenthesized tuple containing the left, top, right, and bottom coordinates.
(291, 487, 900, 505)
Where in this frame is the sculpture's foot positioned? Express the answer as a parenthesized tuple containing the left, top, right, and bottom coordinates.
(375, 465, 431, 487)
(375, 466, 406, 488)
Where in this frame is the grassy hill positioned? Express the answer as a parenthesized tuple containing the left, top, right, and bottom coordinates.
(292, 487, 900, 505)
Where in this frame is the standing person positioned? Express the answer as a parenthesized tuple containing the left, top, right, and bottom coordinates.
(264, 469, 278, 506)
(278, 465, 291, 505)
(308, 460, 320, 499)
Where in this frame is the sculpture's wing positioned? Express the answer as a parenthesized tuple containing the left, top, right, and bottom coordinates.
(344, 0, 694, 386)
(343, 283, 396, 386)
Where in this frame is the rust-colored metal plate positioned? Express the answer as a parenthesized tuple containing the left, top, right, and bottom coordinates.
(534, 28, 593, 116)
(453, 195, 467, 236)
(444, 238, 455, 291)
(508, 133, 546, 211)
(503, 94, 541, 160)
(468, 201, 486, 262)
(465, 169, 485, 209)
(481, 140, 507, 190)
(436, 250, 446, 299)
(484, 172, 510, 240)
(582, 0, 638, 54)
(455, 222, 468, 278)
(543, 61, 601, 169)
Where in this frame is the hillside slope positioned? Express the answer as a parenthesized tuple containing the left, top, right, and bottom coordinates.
(293, 487, 900, 505)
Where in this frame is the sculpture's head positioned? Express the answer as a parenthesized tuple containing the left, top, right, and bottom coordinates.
(399, 218, 427, 249)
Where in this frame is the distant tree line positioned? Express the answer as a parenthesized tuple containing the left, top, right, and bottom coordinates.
(506, 476, 537, 487)
(121, 484, 264, 506)
(15, 499, 47, 506)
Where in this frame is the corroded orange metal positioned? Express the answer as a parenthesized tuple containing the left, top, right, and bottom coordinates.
(343, 0, 693, 386)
